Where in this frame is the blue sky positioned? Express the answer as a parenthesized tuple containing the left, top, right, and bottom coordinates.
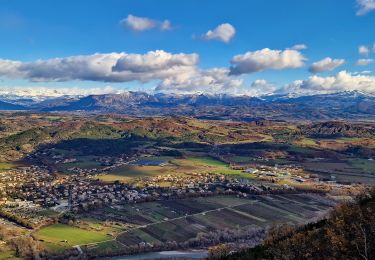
(0, 0, 374, 96)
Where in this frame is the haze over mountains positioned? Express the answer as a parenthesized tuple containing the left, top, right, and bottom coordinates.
(0, 90, 374, 121)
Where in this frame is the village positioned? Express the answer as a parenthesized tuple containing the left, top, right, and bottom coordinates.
(0, 150, 358, 231)
(0, 161, 264, 228)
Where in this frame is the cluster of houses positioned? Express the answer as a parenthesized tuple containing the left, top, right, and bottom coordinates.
(138, 172, 266, 192)
(1, 155, 347, 227)
(0, 165, 53, 205)
(0, 160, 277, 222)
(244, 164, 322, 184)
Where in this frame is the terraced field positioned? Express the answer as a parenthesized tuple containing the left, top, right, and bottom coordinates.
(86, 194, 334, 249)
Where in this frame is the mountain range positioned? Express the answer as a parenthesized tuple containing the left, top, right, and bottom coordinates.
(0, 91, 374, 121)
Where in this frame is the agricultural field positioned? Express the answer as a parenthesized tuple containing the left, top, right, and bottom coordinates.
(97, 149, 375, 186)
(118, 194, 332, 246)
(0, 162, 16, 171)
(0, 114, 374, 258)
(182, 157, 256, 179)
(35, 224, 112, 252)
(97, 166, 161, 183)
(2, 113, 371, 186)
(35, 147, 105, 174)
(88, 194, 334, 250)
(35, 194, 334, 254)
(302, 159, 375, 184)
(58, 156, 103, 173)
(349, 158, 375, 173)
(97, 156, 255, 185)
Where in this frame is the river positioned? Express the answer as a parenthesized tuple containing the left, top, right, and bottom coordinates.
(106, 250, 208, 260)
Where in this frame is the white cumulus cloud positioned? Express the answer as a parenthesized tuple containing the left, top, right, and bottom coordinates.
(290, 44, 307, 50)
(281, 71, 375, 95)
(245, 79, 277, 96)
(356, 59, 374, 66)
(309, 57, 345, 73)
(160, 20, 172, 31)
(358, 43, 375, 56)
(359, 45, 370, 56)
(121, 14, 172, 31)
(201, 23, 236, 43)
(0, 86, 123, 99)
(0, 50, 198, 83)
(0, 51, 245, 95)
(229, 48, 305, 75)
(356, 0, 375, 15)
(156, 67, 243, 94)
(353, 70, 372, 75)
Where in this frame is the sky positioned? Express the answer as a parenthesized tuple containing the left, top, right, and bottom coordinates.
(0, 0, 374, 97)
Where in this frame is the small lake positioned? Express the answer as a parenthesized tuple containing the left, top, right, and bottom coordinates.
(107, 250, 208, 260)
(131, 159, 168, 166)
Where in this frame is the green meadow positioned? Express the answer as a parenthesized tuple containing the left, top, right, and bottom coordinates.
(36, 224, 111, 250)
(0, 162, 16, 171)
(98, 155, 255, 184)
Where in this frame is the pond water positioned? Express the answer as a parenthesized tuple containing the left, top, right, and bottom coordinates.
(131, 159, 168, 166)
